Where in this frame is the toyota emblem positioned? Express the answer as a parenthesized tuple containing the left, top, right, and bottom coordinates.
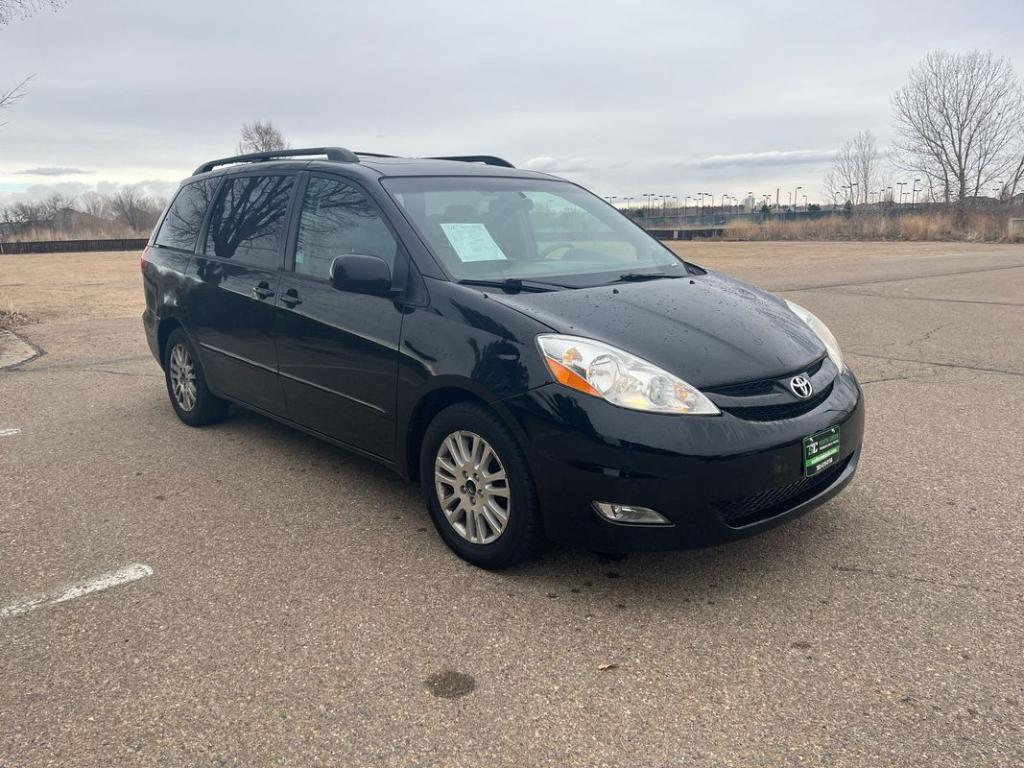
(789, 374, 813, 399)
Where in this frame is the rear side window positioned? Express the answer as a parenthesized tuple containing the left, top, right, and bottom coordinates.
(294, 176, 398, 280)
(204, 175, 294, 269)
(154, 179, 217, 252)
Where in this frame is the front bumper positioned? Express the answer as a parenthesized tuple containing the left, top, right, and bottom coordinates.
(503, 370, 864, 552)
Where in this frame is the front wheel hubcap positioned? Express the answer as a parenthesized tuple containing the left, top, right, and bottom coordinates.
(434, 430, 510, 545)
(169, 343, 198, 412)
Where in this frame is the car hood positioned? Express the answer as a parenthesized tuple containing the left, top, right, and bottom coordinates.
(489, 272, 826, 388)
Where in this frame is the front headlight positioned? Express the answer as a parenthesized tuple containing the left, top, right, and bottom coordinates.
(785, 300, 845, 371)
(536, 334, 720, 415)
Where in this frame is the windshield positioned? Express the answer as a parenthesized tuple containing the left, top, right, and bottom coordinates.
(382, 176, 687, 287)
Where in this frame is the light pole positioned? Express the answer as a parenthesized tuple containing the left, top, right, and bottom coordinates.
(897, 182, 906, 206)
(911, 179, 920, 207)
(793, 186, 802, 211)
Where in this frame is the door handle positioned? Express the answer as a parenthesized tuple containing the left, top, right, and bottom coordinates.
(253, 282, 275, 300)
(281, 288, 302, 308)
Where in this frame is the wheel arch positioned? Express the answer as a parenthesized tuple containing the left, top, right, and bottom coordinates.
(157, 316, 185, 368)
(400, 381, 530, 484)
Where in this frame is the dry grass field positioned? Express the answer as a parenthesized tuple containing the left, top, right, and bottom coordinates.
(721, 212, 1021, 242)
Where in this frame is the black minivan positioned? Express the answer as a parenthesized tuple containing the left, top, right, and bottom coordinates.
(142, 147, 863, 569)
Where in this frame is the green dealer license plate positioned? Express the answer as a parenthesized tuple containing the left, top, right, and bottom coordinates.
(802, 426, 841, 477)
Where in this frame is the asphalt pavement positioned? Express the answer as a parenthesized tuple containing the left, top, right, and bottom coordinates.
(1, 242, 1022, 767)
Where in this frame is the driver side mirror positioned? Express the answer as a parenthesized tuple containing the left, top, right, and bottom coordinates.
(330, 254, 392, 296)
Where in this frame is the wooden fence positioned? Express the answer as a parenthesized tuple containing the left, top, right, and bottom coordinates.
(0, 238, 148, 255)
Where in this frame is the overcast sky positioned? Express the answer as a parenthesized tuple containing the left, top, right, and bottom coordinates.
(2, 0, 1023, 207)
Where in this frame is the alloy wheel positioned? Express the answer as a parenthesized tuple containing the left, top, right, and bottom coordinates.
(169, 343, 198, 412)
(434, 430, 511, 545)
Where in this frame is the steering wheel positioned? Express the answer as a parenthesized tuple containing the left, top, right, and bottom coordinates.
(540, 242, 574, 259)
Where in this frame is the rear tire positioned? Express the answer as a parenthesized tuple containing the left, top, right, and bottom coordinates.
(420, 402, 543, 569)
(163, 328, 229, 427)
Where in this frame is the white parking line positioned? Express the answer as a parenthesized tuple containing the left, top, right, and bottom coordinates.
(0, 428, 21, 437)
(0, 563, 154, 620)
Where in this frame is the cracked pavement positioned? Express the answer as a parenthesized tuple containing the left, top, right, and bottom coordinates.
(1, 242, 1023, 767)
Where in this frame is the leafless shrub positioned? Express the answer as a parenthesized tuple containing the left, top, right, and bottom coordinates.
(0, 295, 30, 330)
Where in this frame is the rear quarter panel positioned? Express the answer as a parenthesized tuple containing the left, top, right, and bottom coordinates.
(142, 246, 194, 363)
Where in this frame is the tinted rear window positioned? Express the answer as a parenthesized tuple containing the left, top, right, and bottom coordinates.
(154, 179, 218, 252)
(204, 174, 295, 269)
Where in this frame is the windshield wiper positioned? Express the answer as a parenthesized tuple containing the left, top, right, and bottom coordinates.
(614, 272, 684, 283)
(457, 278, 564, 293)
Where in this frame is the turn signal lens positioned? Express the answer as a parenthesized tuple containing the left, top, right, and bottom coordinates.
(537, 334, 720, 415)
(546, 358, 600, 397)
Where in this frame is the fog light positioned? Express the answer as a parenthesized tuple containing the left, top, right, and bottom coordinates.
(592, 502, 672, 525)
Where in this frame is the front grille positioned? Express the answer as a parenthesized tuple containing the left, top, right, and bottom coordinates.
(722, 382, 833, 421)
(709, 357, 826, 398)
(711, 378, 775, 397)
(713, 455, 850, 527)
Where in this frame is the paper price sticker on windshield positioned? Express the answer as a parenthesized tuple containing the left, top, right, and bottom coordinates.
(439, 223, 508, 263)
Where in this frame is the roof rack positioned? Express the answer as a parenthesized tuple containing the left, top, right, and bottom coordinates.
(193, 147, 359, 175)
(428, 155, 515, 168)
(192, 148, 516, 176)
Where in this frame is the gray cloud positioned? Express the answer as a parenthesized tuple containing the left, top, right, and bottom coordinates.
(685, 150, 838, 170)
(15, 167, 90, 176)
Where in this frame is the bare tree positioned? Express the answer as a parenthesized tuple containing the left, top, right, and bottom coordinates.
(0, 75, 30, 127)
(238, 120, 288, 154)
(79, 190, 110, 220)
(824, 130, 886, 206)
(2, 1, 66, 127)
(0, 0, 66, 25)
(892, 49, 1024, 223)
(109, 186, 160, 232)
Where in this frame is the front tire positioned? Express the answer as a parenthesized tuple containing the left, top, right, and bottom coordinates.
(163, 328, 228, 427)
(420, 403, 543, 569)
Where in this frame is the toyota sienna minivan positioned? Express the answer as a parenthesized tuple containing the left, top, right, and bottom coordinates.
(142, 147, 864, 569)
